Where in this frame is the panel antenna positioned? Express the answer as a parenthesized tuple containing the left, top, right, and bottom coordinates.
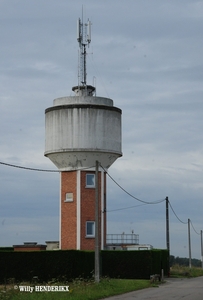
(77, 17, 92, 87)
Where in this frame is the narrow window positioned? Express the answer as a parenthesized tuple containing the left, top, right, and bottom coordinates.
(86, 221, 95, 237)
(86, 174, 95, 188)
(64, 193, 73, 202)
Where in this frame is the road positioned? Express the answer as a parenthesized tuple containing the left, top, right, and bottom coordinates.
(101, 277, 203, 300)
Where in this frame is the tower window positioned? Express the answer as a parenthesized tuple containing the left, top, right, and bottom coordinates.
(86, 174, 95, 188)
(86, 221, 95, 237)
(64, 193, 73, 202)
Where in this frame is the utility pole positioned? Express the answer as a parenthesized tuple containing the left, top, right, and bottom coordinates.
(188, 219, 192, 268)
(166, 196, 170, 276)
(166, 197, 170, 252)
(95, 160, 100, 282)
(201, 230, 203, 270)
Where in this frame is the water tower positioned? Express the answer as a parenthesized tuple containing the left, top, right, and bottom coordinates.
(44, 18, 122, 250)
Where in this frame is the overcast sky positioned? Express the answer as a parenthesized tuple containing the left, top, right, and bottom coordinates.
(0, 0, 203, 260)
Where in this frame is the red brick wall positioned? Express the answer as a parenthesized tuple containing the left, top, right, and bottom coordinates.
(14, 247, 46, 251)
(80, 171, 98, 250)
(61, 171, 77, 249)
(60, 170, 106, 251)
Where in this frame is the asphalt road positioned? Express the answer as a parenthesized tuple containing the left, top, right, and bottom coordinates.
(101, 277, 203, 300)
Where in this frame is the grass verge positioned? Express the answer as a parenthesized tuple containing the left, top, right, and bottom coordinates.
(170, 264, 203, 278)
(0, 278, 152, 300)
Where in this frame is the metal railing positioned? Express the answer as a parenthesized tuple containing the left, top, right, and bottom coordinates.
(106, 234, 139, 245)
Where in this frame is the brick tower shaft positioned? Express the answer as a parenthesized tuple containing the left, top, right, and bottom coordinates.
(60, 170, 106, 250)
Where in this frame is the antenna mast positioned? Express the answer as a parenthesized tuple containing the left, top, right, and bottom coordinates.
(73, 16, 95, 96)
(77, 17, 91, 86)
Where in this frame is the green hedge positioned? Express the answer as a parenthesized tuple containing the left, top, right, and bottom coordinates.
(0, 247, 13, 251)
(0, 250, 94, 283)
(0, 249, 169, 283)
(102, 249, 169, 279)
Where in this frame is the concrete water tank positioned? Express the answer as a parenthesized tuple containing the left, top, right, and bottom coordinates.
(45, 86, 122, 171)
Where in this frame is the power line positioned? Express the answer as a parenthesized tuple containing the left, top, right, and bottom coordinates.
(2, 160, 202, 237)
(168, 200, 187, 225)
(107, 203, 148, 213)
(190, 219, 201, 236)
(100, 164, 165, 205)
(0, 161, 59, 172)
(0, 161, 95, 173)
